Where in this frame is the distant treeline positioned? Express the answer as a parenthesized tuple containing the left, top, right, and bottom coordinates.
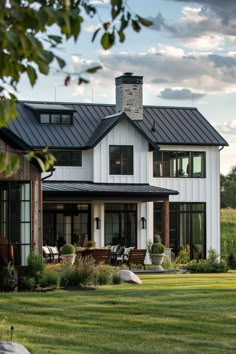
(221, 166, 236, 208)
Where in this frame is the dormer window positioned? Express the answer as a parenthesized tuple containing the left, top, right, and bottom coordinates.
(39, 113, 72, 125)
(24, 103, 74, 126)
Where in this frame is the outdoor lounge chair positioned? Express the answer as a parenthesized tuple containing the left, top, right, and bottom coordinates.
(126, 249, 146, 270)
(92, 248, 111, 264)
(42, 246, 51, 263)
(42, 246, 60, 263)
(48, 246, 60, 263)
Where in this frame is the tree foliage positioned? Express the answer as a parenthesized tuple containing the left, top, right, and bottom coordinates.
(221, 166, 236, 208)
(0, 0, 152, 173)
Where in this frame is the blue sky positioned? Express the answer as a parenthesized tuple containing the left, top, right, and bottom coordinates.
(17, 0, 236, 174)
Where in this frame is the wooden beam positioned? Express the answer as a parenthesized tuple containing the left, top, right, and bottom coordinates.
(163, 200, 170, 248)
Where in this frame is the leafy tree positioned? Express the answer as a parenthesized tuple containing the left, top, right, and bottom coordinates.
(0, 0, 152, 173)
(221, 166, 236, 208)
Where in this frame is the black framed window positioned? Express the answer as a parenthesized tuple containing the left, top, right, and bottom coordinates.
(43, 203, 91, 247)
(109, 145, 133, 175)
(153, 151, 205, 178)
(154, 202, 206, 259)
(105, 203, 137, 247)
(53, 151, 82, 166)
(0, 182, 31, 267)
(39, 112, 73, 125)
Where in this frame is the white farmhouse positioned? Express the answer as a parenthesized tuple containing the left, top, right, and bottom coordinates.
(0, 73, 228, 266)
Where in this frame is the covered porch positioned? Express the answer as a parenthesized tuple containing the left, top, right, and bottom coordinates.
(42, 181, 178, 250)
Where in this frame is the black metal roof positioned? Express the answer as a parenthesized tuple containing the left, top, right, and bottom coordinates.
(3, 101, 228, 149)
(43, 181, 178, 200)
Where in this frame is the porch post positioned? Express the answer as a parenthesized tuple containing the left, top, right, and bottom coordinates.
(163, 199, 170, 248)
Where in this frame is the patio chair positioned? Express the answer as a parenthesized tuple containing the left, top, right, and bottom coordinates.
(126, 249, 146, 270)
(42, 246, 51, 263)
(110, 244, 121, 265)
(48, 246, 60, 263)
(92, 248, 111, 264)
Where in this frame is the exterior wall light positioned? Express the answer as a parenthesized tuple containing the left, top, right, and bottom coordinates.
(141, 217, 147, 229)
(95, 217, 101, 230)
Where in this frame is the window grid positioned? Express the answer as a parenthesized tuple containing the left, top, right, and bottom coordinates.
(109, 145, 133, 175)
(39, 113, 73, 125)
(153, 151, 206, 178)
(53, 151, 82, 167)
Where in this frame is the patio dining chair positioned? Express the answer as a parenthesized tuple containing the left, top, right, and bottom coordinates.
(48, 246, 60, 263)
(92, 248, 111, 264)
(126, 249, 146, 270)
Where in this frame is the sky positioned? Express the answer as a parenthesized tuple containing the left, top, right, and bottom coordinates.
(17, 0, 236, 175)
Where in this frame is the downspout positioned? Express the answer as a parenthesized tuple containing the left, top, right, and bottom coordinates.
(41, 168, 55, 181)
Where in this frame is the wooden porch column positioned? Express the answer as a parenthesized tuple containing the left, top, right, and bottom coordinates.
(163, 199, 170, 248)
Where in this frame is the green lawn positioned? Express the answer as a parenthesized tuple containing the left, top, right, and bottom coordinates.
(1, 273, 236, 354)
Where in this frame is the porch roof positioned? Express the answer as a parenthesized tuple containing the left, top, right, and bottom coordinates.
(43, 181, 178, 201)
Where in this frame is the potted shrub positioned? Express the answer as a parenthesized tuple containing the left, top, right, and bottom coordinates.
(61, 243, 76, 265)
(84, 240, 96, 248)
(151, 242, 165, 270)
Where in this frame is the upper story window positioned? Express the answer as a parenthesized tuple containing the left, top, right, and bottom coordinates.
(153, 151, 205, 178)
(53, 151, 82, 166)
(109, 145, 133, 175)
(24, 103, 74, 126)
(40, 113, 72, 125)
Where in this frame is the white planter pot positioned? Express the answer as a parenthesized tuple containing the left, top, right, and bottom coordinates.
(61, 254, 76, 265)
(152, 253, 165, 270)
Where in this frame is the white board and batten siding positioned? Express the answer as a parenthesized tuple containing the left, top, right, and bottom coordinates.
(41, 150, 93, 181)
(93, 120, 149, 184)
(149, 145, 221, 253)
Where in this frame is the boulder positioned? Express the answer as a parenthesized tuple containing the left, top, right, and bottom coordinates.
(118, 270, 142, 284)
(0, 341, 30, 354)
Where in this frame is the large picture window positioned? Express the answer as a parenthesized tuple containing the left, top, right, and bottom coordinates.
(109, 145, 133, 175)
(53, 151, 82, 166)
(154, 202, 206, 259)
(153, 151, 205, 178)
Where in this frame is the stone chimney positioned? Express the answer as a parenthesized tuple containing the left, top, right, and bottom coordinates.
(115, 73, 143, 120)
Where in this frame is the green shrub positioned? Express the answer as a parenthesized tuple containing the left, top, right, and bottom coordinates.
(60, 265, 73, 287)
(27, 252, 45, 280)
(61, 256, 96, 287)
(97, 273, 109, 285)
(20, 276, 36, 291)
(112, 273, 122, 285)
(62, 243, 75, 255)
(40, 270, 61, 288)
(162, 257, 176, 270)
(151, 242, 165, 254)
(187, 248, 229, 273)
(0, 263, 17, 292)
(175, 245, 190, 264)
(228, 251, 236, 269)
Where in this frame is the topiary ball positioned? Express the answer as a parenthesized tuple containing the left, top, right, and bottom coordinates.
(62, 243, 75, 255)
(151, 242, 165, 254)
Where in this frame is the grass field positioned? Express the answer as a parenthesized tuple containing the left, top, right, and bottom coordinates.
(1, 273, 236, 354)
(221, 209, 236, 257)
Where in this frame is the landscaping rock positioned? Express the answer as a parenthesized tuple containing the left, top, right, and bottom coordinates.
(0, 341, 30, 354)
(118, 270, 142, 284)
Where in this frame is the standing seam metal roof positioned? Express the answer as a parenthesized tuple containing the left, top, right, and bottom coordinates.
(4, 102, 228, 149)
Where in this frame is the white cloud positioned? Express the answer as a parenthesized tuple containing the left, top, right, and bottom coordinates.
(158, 88, 206, 100)
(97, 46, 236, 95)
(84, 25, 100, 33)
